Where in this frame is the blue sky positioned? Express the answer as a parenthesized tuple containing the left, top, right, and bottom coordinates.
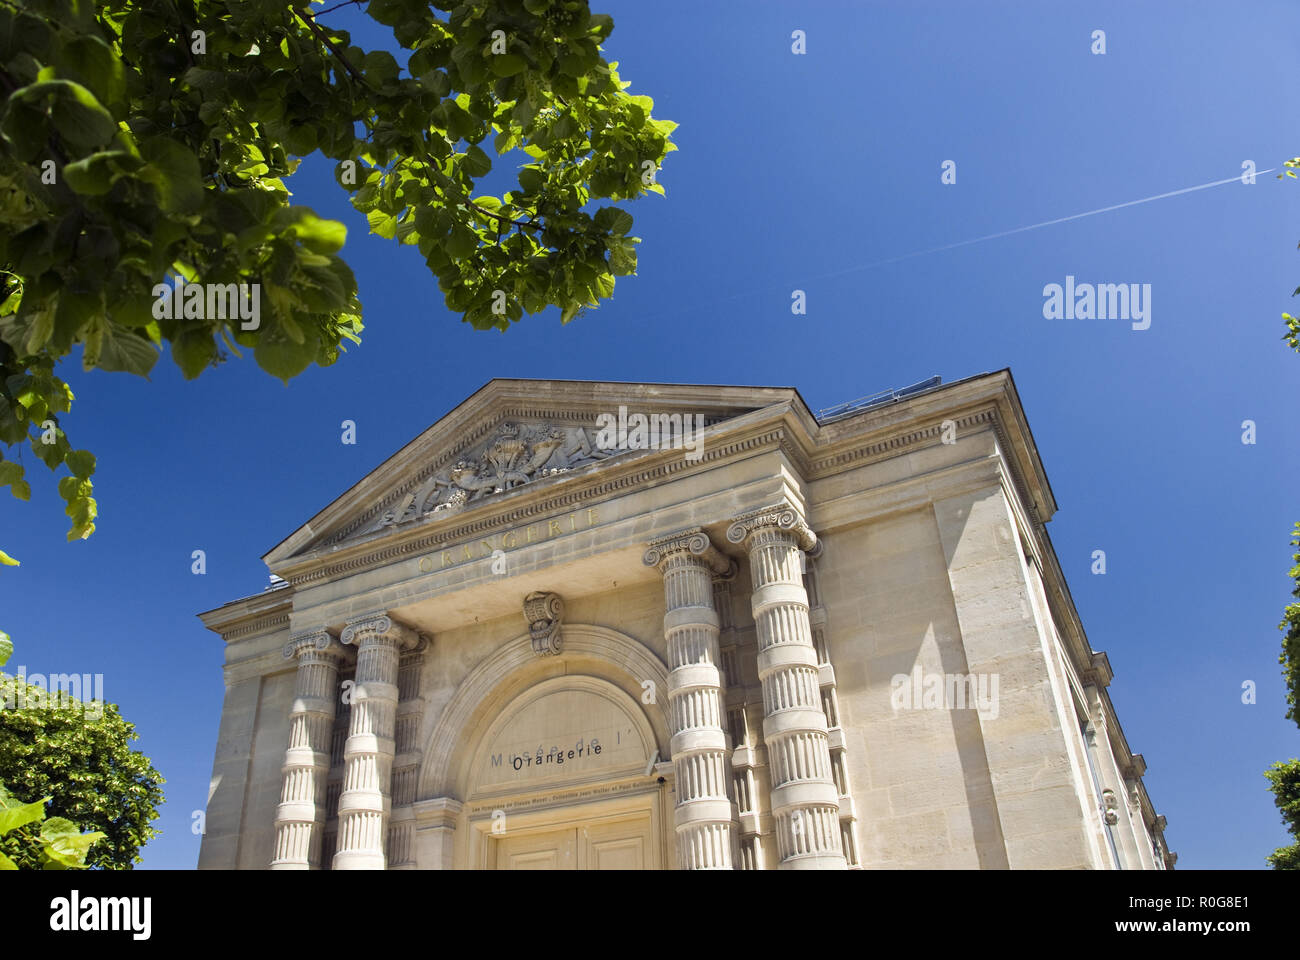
(2, 0, 1298, 869)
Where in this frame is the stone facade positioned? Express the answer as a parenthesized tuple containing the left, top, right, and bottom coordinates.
(197, 372, 1175, 870)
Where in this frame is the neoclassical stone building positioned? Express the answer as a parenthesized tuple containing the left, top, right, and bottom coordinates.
(197, 372, 1175, 870)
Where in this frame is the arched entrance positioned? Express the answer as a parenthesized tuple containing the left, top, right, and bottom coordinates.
(417, 625, 675, 869)
(466, 676, 664, 869)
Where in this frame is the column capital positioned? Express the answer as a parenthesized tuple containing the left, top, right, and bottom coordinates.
(282, 629, 344, 661)
(725, 505, 817, 552)
(341, 613, 426, 651)
(642, 528, 735, 576)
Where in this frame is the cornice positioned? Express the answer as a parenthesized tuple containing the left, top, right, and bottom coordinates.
(259, 373, 1065, 611)
(278, 419, 794, 587)
(198, 590, 293, 642)
(226, 613, 289, 641)
(1082, 651, 1114, 688)
(807, 408, 994, 478)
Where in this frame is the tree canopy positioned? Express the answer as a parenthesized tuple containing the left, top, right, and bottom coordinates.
(1265, 758, 1300, 870)
(0, 671, 164, 869)
(1268, 156, 1300, 869)
(0, 0, 675, 551)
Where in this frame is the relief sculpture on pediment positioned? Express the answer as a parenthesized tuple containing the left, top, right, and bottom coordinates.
(367, 421, 618, 535)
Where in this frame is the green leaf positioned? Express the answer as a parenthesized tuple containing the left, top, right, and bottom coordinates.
(0, 551, 18, 570)
(0, 630, 11, 666)
(0, 797, 46, 836)
(363, 50, 400, 85)
(171, 332, 216, 380)
(23, 305, 55, 354)
(518, 166, 544, 194)
(446, 223, 478, 258)
(0, 462, 22, 486)
(365, 208, 398, 240)
(63, 34, 126, 108)
(254, 334, 316, 383)
(41, 817, 105, 867)
(287, 214, 347, 255)
(65, 450, 95, 479)
(62, 151, 129, 195)
(608, 236, 638, 275)
(463, 145, 492, 178)
(367, 0, 408, 27)
(93, 325, 158, 376)
(67, 518, 95, 542)
(58, 476, 91, 501)
(491, 54, 526, 77)
(0, 851, 15, 870)
(139, 137, 204, 214)
(33, 80, 118, 150)
(0, 287, 20, 317)
(595, 207, 634, 236)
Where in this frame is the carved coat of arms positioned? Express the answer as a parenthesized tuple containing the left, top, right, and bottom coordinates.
(367, 421, 617, 534)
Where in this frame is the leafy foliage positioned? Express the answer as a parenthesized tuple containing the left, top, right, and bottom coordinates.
(0, 672, 164, 869)
(1283, 158, 1300, 352)
(0, 0, 674, 549)
(1265, 758, 1300, 870)
(1280, 523, 1300, 731)
(1273, 159, 1300, 869)
(0, 778, 104, 870)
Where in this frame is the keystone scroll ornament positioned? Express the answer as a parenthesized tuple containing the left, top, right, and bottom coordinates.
(524, 591, 564, 657)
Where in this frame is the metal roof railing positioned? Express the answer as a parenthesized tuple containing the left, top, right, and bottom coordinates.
(816, 375, 942, 423)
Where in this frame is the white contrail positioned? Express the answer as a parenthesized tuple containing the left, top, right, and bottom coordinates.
(613, 167, 1278, 323)
(812, 168, 1277, 279)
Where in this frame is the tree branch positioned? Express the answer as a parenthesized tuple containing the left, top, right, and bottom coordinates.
(293, 8, 368, 87)
(470, 203, 541, 232)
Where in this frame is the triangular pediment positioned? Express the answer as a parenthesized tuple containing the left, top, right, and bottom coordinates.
(263, 379, 804, 567)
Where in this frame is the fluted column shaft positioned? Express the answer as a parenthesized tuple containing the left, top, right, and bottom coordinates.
(333, 614, 420, 870)
(644, 530, 737, 870)
(271, 631, 343, 870)
(728, 507, 846, 870)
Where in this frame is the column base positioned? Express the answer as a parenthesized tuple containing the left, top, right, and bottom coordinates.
(778, 854, 848, 870)
(332, 850, 387, 870)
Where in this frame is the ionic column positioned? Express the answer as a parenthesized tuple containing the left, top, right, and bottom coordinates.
(332, 614, 422, 870)
(644, 529, 737, 870)
(388, 637, 429, 870)
(271, 630, 344, 870)
(727, 506, 845, 869)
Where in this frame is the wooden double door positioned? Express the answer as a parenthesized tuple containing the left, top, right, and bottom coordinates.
(491, 812, 654, 870)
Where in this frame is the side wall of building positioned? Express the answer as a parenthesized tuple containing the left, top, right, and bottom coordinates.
(811, 427, 1107, 869)
(197, 622, 293, 870)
